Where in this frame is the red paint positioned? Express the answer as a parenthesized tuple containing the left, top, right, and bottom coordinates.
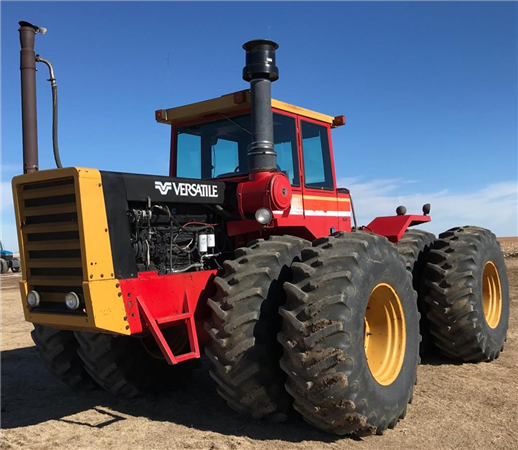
(227, 219, 264, 236)
(236, 171, 292, 218)
(119, 270, 217, 363)
(337, 191, 352, 232)
(137, 294, 199, 364)
(366, 215, 432, 243)
(269, 173, 292, 210)
(225, 111, 355, 240)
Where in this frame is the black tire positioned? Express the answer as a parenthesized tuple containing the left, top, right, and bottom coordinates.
(204, 235, 310, 421)
(278, 232, 419, 435)
(11, 259, 21, 273)
(0, 259, 8, 274)
(423, 226, 509, 362)
(396, 229, 436, 355)
(75, 331, 194, 398)
(31, 324, 94, 389)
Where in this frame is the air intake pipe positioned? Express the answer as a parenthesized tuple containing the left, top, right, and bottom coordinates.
(237, 40, 292, 221)
(242, 39, 279, 173)
(18, 21, 46, 174)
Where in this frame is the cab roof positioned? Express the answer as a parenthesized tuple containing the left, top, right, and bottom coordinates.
(155, 90, 344, 128)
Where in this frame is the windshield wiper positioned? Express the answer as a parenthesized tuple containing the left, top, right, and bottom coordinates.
(218, 113, 251, 135)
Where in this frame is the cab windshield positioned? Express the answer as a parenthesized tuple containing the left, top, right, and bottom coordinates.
(176, 113, 299, 185)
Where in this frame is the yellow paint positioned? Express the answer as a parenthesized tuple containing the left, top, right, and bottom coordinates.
(364, 283, 407, 386)
(159, 91, 340, 126)
(84, 279, 130, 335)
(295, 194, 350, 202)
(12, 168, 129, 335)
(271, 99, 335, 125)
(162, 92, 247, 125)
(20, 280, 88, 329)
(75, 169, 115, 281)
(482, 261, 503, 329)
(19, 279, 129, 334)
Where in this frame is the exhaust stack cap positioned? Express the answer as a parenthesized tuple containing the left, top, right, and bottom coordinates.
(242, 39, 279, 82)
(19, 21, 47, 34)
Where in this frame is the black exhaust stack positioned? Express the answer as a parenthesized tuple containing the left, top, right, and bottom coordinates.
(242, 40, 279, 173)
(19, 21, 45, 173)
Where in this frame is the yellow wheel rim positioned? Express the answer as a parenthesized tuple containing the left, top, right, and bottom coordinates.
(482, 261, 502, 329)
(364, 283, 406, 386)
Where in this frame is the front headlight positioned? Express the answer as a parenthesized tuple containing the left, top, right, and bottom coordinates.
(65, 292, 80, 310)
(255, 207, 273, 225)
(27, 290, 41, 307)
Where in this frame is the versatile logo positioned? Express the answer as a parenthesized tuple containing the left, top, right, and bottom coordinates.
(154, 181, 218, 198)
(155, 181, 173, 195)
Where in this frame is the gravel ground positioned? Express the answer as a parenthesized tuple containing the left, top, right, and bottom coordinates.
(499, 237, 518, 258)
(1, 239, 517, 450)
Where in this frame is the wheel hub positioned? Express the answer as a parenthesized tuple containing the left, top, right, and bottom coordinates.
(364, 283, 406, 386)
(482, 261, 502, 329)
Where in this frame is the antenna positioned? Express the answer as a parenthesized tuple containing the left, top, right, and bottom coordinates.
(166, 52, 170, 101)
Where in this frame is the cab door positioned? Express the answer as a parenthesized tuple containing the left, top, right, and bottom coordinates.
(299, 118, 340, 238)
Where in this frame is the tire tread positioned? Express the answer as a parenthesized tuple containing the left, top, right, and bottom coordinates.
(205, 235, 310, 420)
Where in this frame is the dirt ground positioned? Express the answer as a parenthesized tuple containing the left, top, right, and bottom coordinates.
(1, 249, 517, 450)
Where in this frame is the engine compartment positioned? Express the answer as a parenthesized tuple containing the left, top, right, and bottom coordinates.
(128, 202, 230, 274)
(100, 170, 230, 279)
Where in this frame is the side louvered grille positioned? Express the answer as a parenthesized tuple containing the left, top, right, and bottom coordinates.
(19, 177, 86, 315)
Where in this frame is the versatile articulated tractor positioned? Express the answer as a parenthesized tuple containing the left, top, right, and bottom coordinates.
(13, 22, 509, 436)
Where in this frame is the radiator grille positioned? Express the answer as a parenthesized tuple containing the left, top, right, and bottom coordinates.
(19, 177, 86, 316)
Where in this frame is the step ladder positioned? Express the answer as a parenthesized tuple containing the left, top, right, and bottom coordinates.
(137, 291, 200, 365)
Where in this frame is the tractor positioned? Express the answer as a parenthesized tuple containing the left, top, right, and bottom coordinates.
(0, 240, 21, 274)
(12, 21, 509, 436)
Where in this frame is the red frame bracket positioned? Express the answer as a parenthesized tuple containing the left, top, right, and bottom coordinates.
(137, 292, 200, 365)
(365, 214, 431, 243)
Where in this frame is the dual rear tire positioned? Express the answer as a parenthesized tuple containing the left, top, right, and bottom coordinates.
(204, 235, 310, 421)
(423, 226, 509, 362)
(394, 226, 508, 362)
(278, 232, 419, 435)
(396, 229, 436, 355)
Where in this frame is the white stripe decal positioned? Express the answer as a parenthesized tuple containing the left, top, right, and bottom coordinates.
(274, 210, 351, 217)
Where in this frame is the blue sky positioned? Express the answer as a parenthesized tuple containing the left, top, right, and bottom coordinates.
(1, 1, 517, 251)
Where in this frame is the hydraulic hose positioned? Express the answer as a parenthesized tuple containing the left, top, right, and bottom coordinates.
(35, 55, 62, 168)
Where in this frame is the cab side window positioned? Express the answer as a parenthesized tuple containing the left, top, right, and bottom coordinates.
(301, 121, 333, 189)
